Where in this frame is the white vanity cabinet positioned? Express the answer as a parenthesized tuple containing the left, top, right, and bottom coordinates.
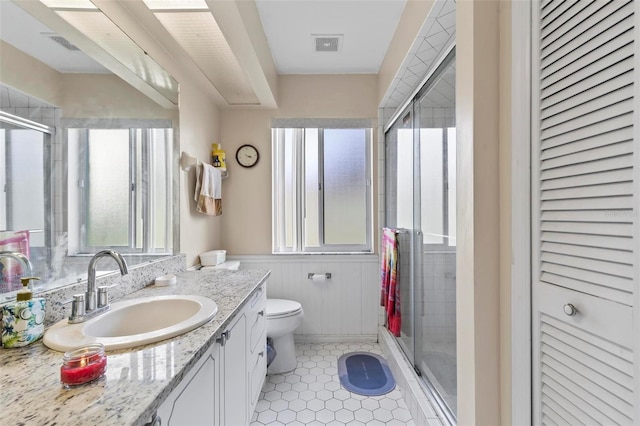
(154, 282, 267, 426)
(246, 283, 267, 416)
(155, 338, 222, 426)
(222, 312, 247, 426)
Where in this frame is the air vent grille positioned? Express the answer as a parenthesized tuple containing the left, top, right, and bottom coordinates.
(313, 34, 343, 52)
(42, 33, 80, 51)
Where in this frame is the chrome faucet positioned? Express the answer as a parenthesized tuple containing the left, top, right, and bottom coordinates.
(0, 251, 34, 278)
(68, 250, 128, 323)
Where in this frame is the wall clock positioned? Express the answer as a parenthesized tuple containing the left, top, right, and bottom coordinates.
(235, 144, 259, 168)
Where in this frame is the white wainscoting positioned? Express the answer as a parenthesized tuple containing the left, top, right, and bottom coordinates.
(229, 255, 380, 342)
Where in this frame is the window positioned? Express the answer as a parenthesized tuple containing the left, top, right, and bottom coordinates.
(0, 124, 48, 249)
(67, 123, 173, 254)
(272, 125, 373, 253)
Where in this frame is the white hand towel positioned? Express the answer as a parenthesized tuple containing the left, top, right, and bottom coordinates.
(194, 161, 222, 215)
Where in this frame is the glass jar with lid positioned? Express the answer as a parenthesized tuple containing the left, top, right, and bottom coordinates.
(60, 343, 107, 387)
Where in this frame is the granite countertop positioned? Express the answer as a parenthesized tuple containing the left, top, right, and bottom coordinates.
(0, 269, 270, 426)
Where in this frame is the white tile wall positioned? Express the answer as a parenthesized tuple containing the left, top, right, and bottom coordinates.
(1, 84, 64, 264)
(379, 0, 456, 126)
(231, 255, 380, 340)
(378, 327, 445, 426)
(421, 251, 456, 347)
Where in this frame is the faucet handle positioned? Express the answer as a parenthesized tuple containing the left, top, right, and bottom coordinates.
(97, 284, 117, 308)
(63, 294, 85, 320)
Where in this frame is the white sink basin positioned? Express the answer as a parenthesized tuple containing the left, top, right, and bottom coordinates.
(44, 295, 218, 352)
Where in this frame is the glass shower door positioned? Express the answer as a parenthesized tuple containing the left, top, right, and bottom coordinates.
(384, 105, 416, 361)
(384, 51, 457, 423)
(414, 55, 457, 420)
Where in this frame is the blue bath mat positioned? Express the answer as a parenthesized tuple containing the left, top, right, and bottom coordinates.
(337, 352, 396, 396)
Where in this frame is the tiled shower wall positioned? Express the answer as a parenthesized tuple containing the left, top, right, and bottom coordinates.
(422, 251, 456, 349)
(380, 0, 456, 113)
(1, 84, 64, 277)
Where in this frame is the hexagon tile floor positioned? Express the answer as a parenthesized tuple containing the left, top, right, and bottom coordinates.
(250, 342, 416, 425)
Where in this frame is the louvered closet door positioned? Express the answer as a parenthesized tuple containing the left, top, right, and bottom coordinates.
(532, 0, 639, 424)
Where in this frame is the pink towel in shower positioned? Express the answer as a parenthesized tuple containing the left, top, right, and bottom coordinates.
(380, 228, 401, 337)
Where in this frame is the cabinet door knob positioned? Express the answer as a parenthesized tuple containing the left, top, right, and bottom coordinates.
(216, 332, 227, 346)
(259, 351, 265, 357)
(258, 310, 265, 317)
(563, 303, 577, 316)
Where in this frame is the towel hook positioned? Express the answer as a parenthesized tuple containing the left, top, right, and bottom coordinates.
(180, 151, 198, 171)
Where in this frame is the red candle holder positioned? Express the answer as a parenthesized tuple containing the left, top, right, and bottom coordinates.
(60, 343, 107, 388)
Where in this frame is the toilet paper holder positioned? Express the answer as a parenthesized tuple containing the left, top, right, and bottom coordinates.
(308, 272, 331, 280)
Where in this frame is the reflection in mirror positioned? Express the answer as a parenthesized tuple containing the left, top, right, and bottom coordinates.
(0, 1, 178, 300)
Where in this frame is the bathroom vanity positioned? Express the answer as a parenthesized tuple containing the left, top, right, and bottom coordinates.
(156, 279, 266, 425)
(0, 269, 269, 426)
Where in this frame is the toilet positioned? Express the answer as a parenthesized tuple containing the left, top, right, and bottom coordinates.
(266, 298, 304, 374)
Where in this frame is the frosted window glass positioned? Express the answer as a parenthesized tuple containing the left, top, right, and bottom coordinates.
(323, 129, 367, 245)
(272, 126, 372, 253)
(447, 128, 457, 246)
(396, 128, 413, 230)
(283, 129, 295, 248)
(151, 129, 172, 250)
(7, 129, 45, 247)
(420, 129, 444, 244)
(304, 129, 319, 247)
(87, 129, 129, 246)
(134, 131, 143, 249)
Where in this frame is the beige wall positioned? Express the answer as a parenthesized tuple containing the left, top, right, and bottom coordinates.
(60, 74, 174, 121)
(498, 0, 513, 423)
(219, 74, 378, 254)
(455, 0, 511, 424)
(177, 80, 223, 266)
(1, 40, 175, 122)
(0, 40, 61, 105)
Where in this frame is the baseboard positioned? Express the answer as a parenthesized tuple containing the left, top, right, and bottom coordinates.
(378, 326, 447, 426)
(293, 334, 378, 344)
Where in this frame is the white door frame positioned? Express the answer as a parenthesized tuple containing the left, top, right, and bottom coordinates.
(510, 1, 532, 425)
(633, 0, 640, 421)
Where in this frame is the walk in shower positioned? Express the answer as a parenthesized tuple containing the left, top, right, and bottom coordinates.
(384, 50, 457, 422)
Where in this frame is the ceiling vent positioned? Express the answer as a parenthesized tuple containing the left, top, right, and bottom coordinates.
(42, 33, 80, 51)
(312, 34, 343, 52)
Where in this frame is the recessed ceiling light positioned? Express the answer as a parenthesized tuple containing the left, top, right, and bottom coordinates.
(142, 0, 208, 10)
(39, 0, 97, 10)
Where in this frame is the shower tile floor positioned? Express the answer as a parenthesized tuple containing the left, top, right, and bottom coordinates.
(250, 342, 415, 426)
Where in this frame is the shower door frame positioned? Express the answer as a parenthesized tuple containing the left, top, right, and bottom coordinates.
(383, 46, 458, 426)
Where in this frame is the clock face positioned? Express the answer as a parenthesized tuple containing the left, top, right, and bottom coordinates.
(236, 144, 259, 168)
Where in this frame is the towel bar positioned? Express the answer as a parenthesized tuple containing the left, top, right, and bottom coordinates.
(180, 151, 229, 178)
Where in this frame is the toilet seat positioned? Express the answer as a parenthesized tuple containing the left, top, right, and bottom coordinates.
(266, 299, 302, 319)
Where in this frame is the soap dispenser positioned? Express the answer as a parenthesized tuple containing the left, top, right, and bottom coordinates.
(2, 277, 46, 348)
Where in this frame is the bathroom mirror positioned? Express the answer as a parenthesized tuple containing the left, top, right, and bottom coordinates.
(0, 1, 179, 300)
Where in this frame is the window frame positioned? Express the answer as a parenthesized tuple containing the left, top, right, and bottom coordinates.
(272, 125, 374, 254)
(72, 122, 173, 255)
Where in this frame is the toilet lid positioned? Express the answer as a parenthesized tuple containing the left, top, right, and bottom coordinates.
(266, 299, 302, 317)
